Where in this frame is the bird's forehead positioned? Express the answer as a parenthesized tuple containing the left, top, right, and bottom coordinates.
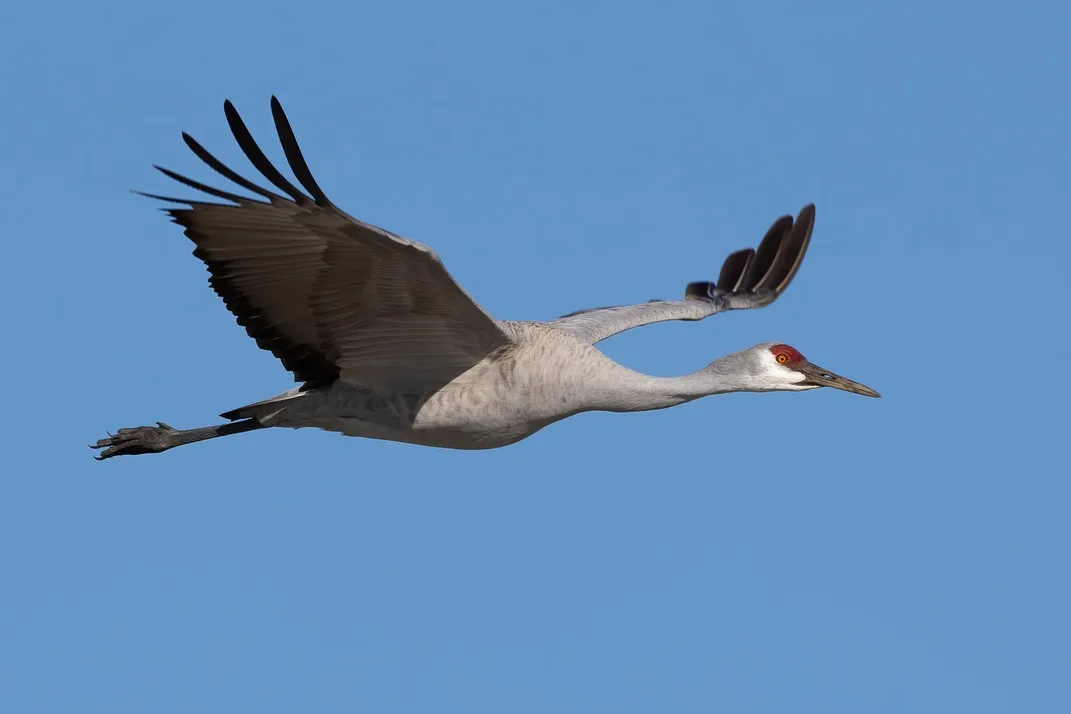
(769, 343, 806, 362)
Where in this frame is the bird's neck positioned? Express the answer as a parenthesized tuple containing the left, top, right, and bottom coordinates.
(595, 355, 767, 413)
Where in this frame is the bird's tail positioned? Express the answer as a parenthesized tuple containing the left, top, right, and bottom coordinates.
(219, 387, 311, 422)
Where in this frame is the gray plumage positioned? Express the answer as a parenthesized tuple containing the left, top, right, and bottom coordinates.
(92, 97, 878, 460)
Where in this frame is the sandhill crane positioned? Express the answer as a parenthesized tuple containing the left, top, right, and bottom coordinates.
(92, 97, 879, 460)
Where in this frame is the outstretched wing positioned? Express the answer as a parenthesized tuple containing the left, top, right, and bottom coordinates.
(142, 96, 512, 391)
(551, 204, 815, 344)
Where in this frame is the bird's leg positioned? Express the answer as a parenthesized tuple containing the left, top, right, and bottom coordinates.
(90, 419, 266, 460)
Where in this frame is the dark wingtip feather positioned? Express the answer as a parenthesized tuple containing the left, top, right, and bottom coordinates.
(768, 203, 815, 293)
(152, 164, 253, 204)
(132, 189, 190, 204)
(682, 202, 815, 309)
(224, 98, 309, 204)
(131, 188, 234, 209)
(270, 95, 332, 206)
(741, 214, 793, 291)
(716, 248, 754, 292)
(684, 281, 715, 300)
(181, 131, 281, 202)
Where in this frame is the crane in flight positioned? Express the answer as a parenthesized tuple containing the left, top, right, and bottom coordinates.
(92, 97, 879, 460)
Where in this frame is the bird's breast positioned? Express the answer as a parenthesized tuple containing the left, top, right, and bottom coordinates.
(410, 337, 603, 438)
(272, 328, 620, 449)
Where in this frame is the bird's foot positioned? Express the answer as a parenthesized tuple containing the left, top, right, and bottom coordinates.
(90, 422, 180, 460)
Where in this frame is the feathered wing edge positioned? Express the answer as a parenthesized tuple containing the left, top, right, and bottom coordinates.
(136, 96, 512, 391)
(552, 204, 815, 344)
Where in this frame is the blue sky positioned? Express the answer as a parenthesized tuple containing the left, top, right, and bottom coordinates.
(2, 1, 1069, 711)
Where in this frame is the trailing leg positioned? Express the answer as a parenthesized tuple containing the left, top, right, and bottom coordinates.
(90, 419, 266, 460)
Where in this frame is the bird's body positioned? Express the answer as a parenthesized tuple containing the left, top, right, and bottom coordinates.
(93, 97, 879, 460)
(248, 322, 614, 449)
(220, 322, 745, 450)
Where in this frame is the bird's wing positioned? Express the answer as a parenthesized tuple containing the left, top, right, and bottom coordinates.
(551, 204, 815, 344)
(142, 96, 512, 392)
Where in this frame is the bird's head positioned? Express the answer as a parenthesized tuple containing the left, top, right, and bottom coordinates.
(725, 342, 881, 397)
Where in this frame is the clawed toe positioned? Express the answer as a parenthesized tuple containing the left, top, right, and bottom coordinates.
(90, 423, 179, 460)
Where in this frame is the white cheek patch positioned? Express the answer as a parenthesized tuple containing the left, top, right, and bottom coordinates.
(755, 348, 812, 389)
(761, 349, 803, 376)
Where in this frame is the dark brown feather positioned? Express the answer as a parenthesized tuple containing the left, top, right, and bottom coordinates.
(140, 97, 511, 388)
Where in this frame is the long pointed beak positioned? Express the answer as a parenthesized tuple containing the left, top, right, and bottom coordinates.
(797, 361, 881, 398)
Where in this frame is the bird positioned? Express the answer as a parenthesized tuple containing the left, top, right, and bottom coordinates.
(91, 96, 879, 460)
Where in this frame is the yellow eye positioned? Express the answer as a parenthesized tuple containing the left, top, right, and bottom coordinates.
(776, 353, 788, 364)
